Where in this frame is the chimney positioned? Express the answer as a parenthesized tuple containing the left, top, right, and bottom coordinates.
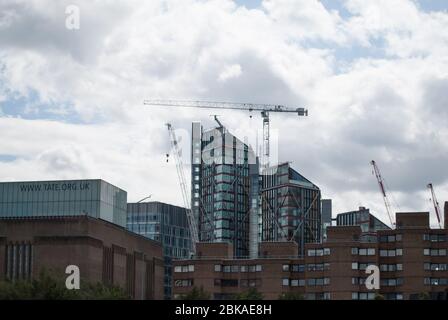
(444, 202, 448, 229)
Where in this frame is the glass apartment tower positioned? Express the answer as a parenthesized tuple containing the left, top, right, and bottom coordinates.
(126, 201, 191, 299)
(261, 163, 321, 255)
(191, 122, 257, 257)
(0, 179, 127, 227)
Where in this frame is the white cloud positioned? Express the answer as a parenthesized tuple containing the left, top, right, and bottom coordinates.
(0, 0, 447, 218)
(218, 64, 242, 82)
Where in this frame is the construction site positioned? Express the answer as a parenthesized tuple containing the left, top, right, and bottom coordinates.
(144, 99, 448, 300)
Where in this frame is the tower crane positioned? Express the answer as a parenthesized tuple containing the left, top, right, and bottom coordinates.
(427, 183, 442, 228)
(166, 123, 199, 255)
(144, 100, 308, 168)
(371, 160, 395, 228)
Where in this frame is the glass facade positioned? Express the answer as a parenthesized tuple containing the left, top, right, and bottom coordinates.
(0, 180, 127, 227)
(126, 201, 191, 299)
(336, 207, 390, 233)
(191, 122, 257, 257)
(261, 163, 321, 255)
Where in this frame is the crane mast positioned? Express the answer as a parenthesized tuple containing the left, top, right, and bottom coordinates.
(144, 100, 308, 168)
(371, 160, 395, 228)
(427, 183, 442, 228)
(166, 123, 199, 255)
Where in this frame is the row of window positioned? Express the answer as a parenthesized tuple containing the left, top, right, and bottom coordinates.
(351, 262, 375, 270)
(174, 265, 194, 273)
(424, 263, 447, 271)
(423, 234, 446, 242)
(282, 278, 330, 286)
(214, 264, 262, 273)
(307, 248, 331, 257)
(351, 248, 376, 256)
(352, 292, 404, 300)
(381, 278, 404, 287)
(424, 278, 448, 286)
(213, 279, 261, 288)
(423, 248, 447, 256)
(379, 234, 402, 243)
(380, 264, 403, 272)
(282, 263, 330, 272)
(174, 279, 193, 287)
(379, 249, 403, 257)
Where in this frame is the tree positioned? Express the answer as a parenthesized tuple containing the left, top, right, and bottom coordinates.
(278, 292, 305, 300)
(233, 288, 264, 300)
(418, 292, 431, 300)
(374, 293, 385, 300)
(0, 269, 130, 300)
(180, 286, 210, 300)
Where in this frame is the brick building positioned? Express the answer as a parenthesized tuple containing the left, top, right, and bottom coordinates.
(0, 216, 164, 299)
(173, 205, 448, 300)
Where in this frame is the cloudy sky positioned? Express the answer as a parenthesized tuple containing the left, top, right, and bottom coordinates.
(0, 0, 447, 226)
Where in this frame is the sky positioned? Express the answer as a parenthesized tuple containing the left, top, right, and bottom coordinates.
(0, 0, 448, 226)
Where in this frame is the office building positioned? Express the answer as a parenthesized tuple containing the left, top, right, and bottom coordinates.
(336, 206, 390, 233)
(191, 122, 258, 257)
(0, 215, 164, 299)
(261, 163, 321, 255)
(126, 201, 191, 299)
(0, 179, 127, 227)
(173, 204, 448, 300)
(321, 199, 332, 241)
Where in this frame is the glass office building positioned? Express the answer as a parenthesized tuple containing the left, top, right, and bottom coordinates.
(261, 163, 321, 255)
(336, 206, 391, 233)
(0, 179, 127, 227)
(126, 201, 191, 299)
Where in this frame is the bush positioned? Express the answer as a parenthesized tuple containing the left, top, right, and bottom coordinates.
(233, 288, 264, 300)
(0, 269, 130, 300)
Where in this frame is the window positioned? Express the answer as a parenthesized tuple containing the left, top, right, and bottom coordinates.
(174, 279, 193, 287)
(368, 248, 376, 256)
(214, 264, 221, 272)
(174, 266, 182, 273)
(240, 265, 247, 273)
(290, 279, 305, 287)
(282, 264, 289, 272)
(352, 262, 358, 270)
(231, 265, 239, 273)
(282, 278, 289, 286)
(351, 247, 359, 255)
(188, 265, 195, 272)
(255, 265, 262, 272)
(324, 248, 331, 255)
(425, 248, 447, 256)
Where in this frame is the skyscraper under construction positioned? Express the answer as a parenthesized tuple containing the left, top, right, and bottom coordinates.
(191, 122, 321, 258)
(191, 121, 259, 257)
(261, 162, 321, 255)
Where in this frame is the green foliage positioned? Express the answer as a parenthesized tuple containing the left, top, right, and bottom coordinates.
(374, 293, 385, 300)
(179, 286, 210, 300)
(418, 292, 431, 300)
(0, 269, 130, 300)
(278, 292, 305, 300)
(233, 288, 264, 300)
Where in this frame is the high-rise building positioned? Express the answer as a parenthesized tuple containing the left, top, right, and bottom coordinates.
(126, 201, 191, 299)
(261, 163, 321, 255)
(0, 179, 127, 227)
(191, 122, 258, 257)
(336, 206, 391, 233)
(321, 199, 333, 241)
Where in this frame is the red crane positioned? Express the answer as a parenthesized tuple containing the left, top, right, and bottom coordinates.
(427, 183, 442, 229)
(371, 160, 395, 228)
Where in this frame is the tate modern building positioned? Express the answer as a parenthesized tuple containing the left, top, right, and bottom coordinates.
(0, 179, 127, 227)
